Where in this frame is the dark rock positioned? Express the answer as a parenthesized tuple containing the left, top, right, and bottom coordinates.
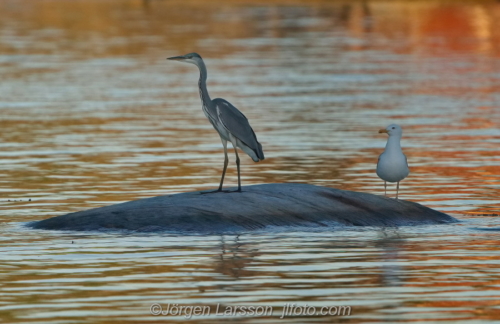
(29, 183, 457, 233)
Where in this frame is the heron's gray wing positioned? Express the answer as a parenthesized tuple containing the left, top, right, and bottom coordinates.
(213, 98, 264, 160)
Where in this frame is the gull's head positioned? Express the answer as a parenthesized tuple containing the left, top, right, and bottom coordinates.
(167, 52, 203, 66)
(379, 124, 403, 137)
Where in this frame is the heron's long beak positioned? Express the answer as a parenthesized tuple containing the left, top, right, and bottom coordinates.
(167, 55, 185, 61)
(379, 129, 389, 134)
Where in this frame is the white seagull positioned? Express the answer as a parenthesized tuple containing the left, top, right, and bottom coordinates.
(376, 124, 410, 199)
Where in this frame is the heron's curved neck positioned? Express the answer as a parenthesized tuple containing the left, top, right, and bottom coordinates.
(196, 60, 211, 106)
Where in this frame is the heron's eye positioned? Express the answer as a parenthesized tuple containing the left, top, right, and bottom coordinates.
(392, 127, 395, 129)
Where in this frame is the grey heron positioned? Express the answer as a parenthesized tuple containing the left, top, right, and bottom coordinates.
(167, 53, 264, 192)
(376, 124, 409, 199)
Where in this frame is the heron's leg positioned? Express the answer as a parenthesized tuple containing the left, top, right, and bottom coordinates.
(218, 139, 229, 192)
(232, 143, 241, 192)
(384, 181, 387, 197)
(396, 181, 400, 200)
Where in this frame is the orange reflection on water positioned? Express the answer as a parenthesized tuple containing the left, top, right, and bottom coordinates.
(0, 1, 500, 322)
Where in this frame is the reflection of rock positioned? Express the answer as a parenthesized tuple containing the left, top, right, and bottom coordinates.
(29, 183, 457, 233)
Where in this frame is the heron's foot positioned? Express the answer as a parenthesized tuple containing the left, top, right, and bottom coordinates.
(200, 189, 233, 195)
(201, 189, 226, 195)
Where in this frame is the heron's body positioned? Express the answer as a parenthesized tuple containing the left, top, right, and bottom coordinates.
(376, 124, 409, 199)
(168, 52, 264, 191)
(205, 98, 262, 162)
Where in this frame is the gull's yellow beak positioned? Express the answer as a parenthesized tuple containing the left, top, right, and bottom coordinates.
(379, 129, 389, 134)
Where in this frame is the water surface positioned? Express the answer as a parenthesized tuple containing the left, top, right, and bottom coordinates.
(1, 0, 500, 323)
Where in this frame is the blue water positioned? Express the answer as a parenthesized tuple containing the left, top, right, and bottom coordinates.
(0, 0, 500, 323)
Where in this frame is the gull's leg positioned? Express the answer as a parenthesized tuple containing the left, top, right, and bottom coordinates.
(218, 138, 229, 191)
(231, 140, 241, 192)
(384, 181, 387, 197)
(396, 181, 400, 200)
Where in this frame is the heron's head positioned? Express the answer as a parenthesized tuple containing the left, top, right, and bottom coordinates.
(379, 124, 403, 137)
(167, 52, 203, 66)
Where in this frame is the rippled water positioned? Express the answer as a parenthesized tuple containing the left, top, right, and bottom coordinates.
(1, 0, 500, 323)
